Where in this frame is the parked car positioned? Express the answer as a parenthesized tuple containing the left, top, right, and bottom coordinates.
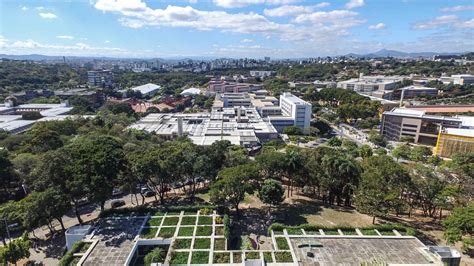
(110, 199, 125, 209)
(172, 182, 184, 189)
(143, 190, 156, 197)
(112, 188, 123, 196)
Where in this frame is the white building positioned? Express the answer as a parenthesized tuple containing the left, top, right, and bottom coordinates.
(249, 70, 276, 78)
(273, 92, 312, 134)
(125, 83, 161, 97)
(337, 75, 405, 92)
(180, 87, 202, 96)
(440, 74, 474, 85)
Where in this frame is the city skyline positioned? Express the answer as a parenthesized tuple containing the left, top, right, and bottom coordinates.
(0, 0, 473, 58)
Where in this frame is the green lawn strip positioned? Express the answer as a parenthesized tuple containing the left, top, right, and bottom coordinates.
(245, 252, 260, 260)
(146, 217, 163, 227)
(286, 228, 303, 235)
(198, 216, 213, 225)
(274, 251, 293, 263)
(360, 229, 378, 235)
(323, 230, 340, 235)
(275, 237, 289, 250)
(163, 217, 179, 226)
(170, 252, 189, 264)
(158, 227, 176, 238)
(233, 252, 242, 263)
(214, 239, 226, 250)
(191, 251, 209, 264)
(215, 226, 224, 236)
(305, 231, 320, 235)
(140, 228, 158, 239)
(180, 216, 197, 225)
(378, 230, 396, 236)
(193, 238, 211, 249)
(263, 252, 273, 262)
(195, 226, 212, 236)
(340, 229, 357, 235)
(213, 252, 230, 263)
(178, 226, 195, 237)
(173, 238, 192, 249)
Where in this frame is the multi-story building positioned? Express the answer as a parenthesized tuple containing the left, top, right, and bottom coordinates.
(381, 108, 474, 147)
(208, 80, 263, 94)
(270, 92, 312, 134)
(435, 127, 474, 158)
(87, 70, 114, 87)
(392, 86, 438, 100)
(337, 75, 405, 92)
(440, 74, 474, 85)
(249, 70, 276, 78)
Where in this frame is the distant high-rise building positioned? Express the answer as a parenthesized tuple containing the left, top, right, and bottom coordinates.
(87, 70, 114, 87)
(264, 56, 270, 63)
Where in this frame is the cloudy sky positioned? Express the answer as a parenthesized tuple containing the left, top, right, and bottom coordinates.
(0, 0, 473, 58)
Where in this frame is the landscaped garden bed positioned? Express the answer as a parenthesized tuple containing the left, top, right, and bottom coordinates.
(140, 227, 158, 239)
(181, 216, 196, 225)
(274, 251, 293, 263)
(213, 252, 231, 263)
(191, 251, 209, 264)
(214, 238, 226, 250)
(173, 238, 192, 249)
(158, 227, 176, 238)
(245, 251, 260, 260)
(233, 252, 242, 263)
(305, 230, 320, 235)
(263, 252, 273, 262)
(323, 230, 340, 235)
(215, 226, 224, 236)
(340, 229, 357, 235)
(360, 229, 378, 235)
(286, 228, 303, 235)
(178, 226, 195, 236)
(146, 217, 163, 227)
(378, 230, 396, 236)
(163, 217, 179, 226)
(195, 226, 213, 236)
(78, 242, 91, 253)
(275, 237, 289, 250)
(170, 252, 189, 264)
(193, 238, 211, 249)
(198, 216, 213, 225)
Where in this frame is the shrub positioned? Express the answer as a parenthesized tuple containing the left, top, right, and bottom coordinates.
(181, 216, 196, 225)
(193, 238, 211, 249)
(246, 252, 260, 260)
(178, 227, 194, 237)
(198, 216, 213, 225)
(195, 226, 212, 236)
(59, 242, 84, 266)
(214, 239, 226, 250)
(170, 252, 189, 264)
(240, 236, 253, 250)
(340, 229, 357, 235)
(140, 228, 158, 239)
(199, 208, 213, 215)
(263, 252, 273, 262)
(323, 230, 340, 235)
(78, 242, 91, 253)
(144, 247, 165, 265)
(191, 251, 209, 264)
(274, 251, 293, 263)
(146, 217, 162, 227)
(158, 227, 176, 238)
(233, 252, 242, 263)
(286, 228, 303, 235)
(275, 237, 289, 250)
(163, 217, 179, 226)
(213, 252, 231, 263)
(215, 216, 223, 224)
(215, 226, 224, 236)
(173, 239, 192, 250)
(360, 229, 378, 236)
(223, 214, 231, 240)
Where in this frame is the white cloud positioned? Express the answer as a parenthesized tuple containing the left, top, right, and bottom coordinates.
(0, 35, 7, 48)
(440, 5, 474, 12)
(105, 40, 111, 43)
(94, 0, 147, 12)
(368, 23, 385, 30)
(266, 0, 301, 4)
(241, 38, 253, 43)
(212, 0, 301, 8)
(21, 6, 28, 11)
(56, 35, 74, 40)
(264, 5, 314, 17)
(345, 0, 364, 9)
(188, 0, 198, 3)
(39, 12, 57, 19)
(412, 15, 459, 30)
(294, 10, 359, 24)
(455, 19, 474, 29)
(36, 6, 45, 10)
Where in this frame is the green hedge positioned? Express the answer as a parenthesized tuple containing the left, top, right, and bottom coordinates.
(59, 242, 85, 266)
(268, 223, 416, 236)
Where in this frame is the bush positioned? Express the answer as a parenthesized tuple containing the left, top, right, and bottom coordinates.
(246, 252, 260, 260)
(193, 238, 211, 249)
(233, 252, 242, 263)
(215, 216, 223, 224)
(213, 252, 231, 263)
(58, 242, 84, 266)
(263, 252, 273, 262)
(223, 214, 231, 240)
(214, 239, 226, 250)
(199, 208, 213, 215)
(163, 217, 179, 226)
(215, 226, 224, 236)
(283, 126, 303, 135)
(268, 223, 415, 236)
(140, 228, 158, 239)
(144, 247, 165, 265)
(191, 251, 209, 264)
(146, 217, 162, 227)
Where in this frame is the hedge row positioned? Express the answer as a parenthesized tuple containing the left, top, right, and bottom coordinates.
(268, 223, 416, 236)
(58, 242, 85, 266)
(99, 204, 223, 218)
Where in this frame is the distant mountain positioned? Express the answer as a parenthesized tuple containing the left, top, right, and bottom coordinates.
(344, 49, 467, 59)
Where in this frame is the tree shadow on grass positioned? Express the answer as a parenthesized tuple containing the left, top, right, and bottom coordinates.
(36, 234, 66, 259)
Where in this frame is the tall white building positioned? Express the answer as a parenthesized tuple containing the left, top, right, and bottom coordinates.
(277, 92, 312, 134)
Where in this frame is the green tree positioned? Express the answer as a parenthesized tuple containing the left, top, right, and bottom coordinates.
(21, 111, 43, 120)
(0, 150, 18, 203)
(283, 126, 303, 135)
(391, 144, 411, 161)
(258, 179, 284, 208)
(358, 144, 373, 158)
(0, 232, 31, 266)
(368, 131, 387, 147)
(327, 137, 342, 147)
(409, 146, 432, 162)
(443, 204, 473, 252)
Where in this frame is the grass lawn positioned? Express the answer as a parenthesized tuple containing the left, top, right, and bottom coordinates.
(191, 251, 209, 264)
(170, 252, 189, 264)
(275, 237, 289, 250)
(193, 238, 211, 249)
(173, 238, 192, 249)
(233, 252, 242, 263)
(263, 252, 273, 262)
(213, 252, 230, 263)
(340, 229, 357, 235)
(181, 216, 197, 225)
(286, 228, 303, 235)
(378, 230, 395, 236)
(215, 226, 224, 236)
(323, 230, 340, 235)
(245, 252, 260, 260)
(178, 227, 195, 237)
(163, 217, 179, 226)
(146, 217, 163, 227)
(360, 229, 378, 235)
(274, 251, 293, 263)
(195, 226, 213, 236)
(158, 227, 176, 238)
(140, 228, 158, 239)
(198, 216, 213, 225)
(214, 239, 226, 250)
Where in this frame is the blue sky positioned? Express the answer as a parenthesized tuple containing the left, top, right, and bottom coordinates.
(0, 0, 473, 58)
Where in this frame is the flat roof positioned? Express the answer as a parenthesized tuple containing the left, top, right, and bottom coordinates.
(444, 128, 474, 137)
(281, 92, 310, 105)
(129, 83, 161, 94)
(289, 237, 435, 264)
(406, 105, 474, 114)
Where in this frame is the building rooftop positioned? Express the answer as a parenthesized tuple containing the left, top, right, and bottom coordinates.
(444, 128, 474, 137)
(281, 92, 311, 105)
(406, 105, 474, 114)
(128, 83, 161, 94)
